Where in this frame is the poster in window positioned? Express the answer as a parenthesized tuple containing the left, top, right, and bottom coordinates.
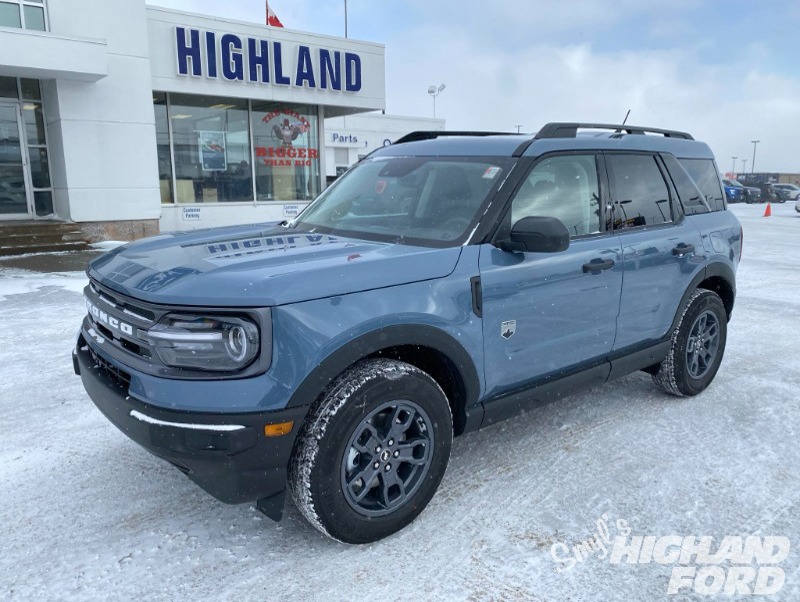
(198, 131, 227, 171)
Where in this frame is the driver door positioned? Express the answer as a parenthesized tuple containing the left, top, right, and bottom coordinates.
(478, 153, 622, 398)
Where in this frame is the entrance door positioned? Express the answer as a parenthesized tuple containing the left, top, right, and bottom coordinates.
(0, 102, 32, 218)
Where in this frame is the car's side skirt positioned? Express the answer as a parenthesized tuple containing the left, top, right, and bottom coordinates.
(473, 340, 670, 429)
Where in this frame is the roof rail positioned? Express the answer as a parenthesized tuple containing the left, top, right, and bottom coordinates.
(393, 131, 514, 145)
(534, 122, 694, 140)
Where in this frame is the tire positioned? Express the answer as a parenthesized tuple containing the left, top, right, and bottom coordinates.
(652, 289, 727, 397)
(288, 358, 453, 544)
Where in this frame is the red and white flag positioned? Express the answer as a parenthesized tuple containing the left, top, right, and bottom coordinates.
(266, 2, 284, 27)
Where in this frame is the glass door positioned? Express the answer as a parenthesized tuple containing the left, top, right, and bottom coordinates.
(0, 102, 32, 217)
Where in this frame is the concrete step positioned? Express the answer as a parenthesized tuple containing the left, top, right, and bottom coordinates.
(0, 221, 91, 256)
(2, 231, 86, 245)
(0, 221, 82, 237)
(0, 240, 91, 257)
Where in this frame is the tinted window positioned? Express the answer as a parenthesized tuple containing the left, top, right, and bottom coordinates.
(607, 154, 672, 229)
(662, 154, 709, 215)
(511, 155, 600, 236)
(679, 158, 725, 211)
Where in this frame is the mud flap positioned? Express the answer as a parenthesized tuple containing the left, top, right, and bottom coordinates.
(256, 489, 286, 521)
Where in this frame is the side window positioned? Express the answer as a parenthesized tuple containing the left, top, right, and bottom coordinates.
(679, 158, 725, 211)
(606, 154, 672, 230)
(510, 155, 601, 237)
(661, 154, 709, 215)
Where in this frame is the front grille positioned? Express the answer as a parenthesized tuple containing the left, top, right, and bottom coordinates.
(87, 344, 131, 391)
(85, 280, 156, 363)
(82, 278, 271, 380)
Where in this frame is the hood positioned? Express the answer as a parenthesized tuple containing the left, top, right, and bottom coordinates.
(87, 223, 462, 307)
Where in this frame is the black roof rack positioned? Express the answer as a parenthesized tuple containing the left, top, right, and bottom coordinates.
(393, 130, 514, 145)
(534, 122, 694, 140)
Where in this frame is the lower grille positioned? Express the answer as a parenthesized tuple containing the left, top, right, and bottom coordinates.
(86, 342, 132, 391)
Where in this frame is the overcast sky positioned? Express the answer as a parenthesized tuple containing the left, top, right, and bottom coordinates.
(148, 0, 800, 173)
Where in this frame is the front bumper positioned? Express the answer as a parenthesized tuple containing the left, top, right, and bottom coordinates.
(74, 339, 307, 516)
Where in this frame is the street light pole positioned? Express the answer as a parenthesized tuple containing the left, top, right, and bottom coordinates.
(427, 83, 445, 118)
(750, 140, 760, 174)
(344, 0, 348, 38)
(741, 158, 748, 173)
(731, 156, 737, 175)
(515, 124, 523, 133)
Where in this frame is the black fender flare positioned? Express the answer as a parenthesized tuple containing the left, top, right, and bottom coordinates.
(670, 262, 736, 333)
(285, 324, 482, 414)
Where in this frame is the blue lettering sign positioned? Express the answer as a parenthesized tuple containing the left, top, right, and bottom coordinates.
(248, 38, 270, 83)
(176, 27, 202, 76)
(273, 41, 291, 85)
(205, 31, 217, 78)
(345, 52, 362, 92)
(319, 49, 341, 90)
(173, 28, 364, 93)
(295, 45, 316, 88)
(221, 34, 244, 81)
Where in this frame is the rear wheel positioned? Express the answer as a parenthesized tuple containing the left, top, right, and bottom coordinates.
(288, 359, 453, 543)
(652, 289, 727, 396)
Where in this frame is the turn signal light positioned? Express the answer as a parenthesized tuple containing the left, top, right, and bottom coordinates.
(264, 421, 294, 437)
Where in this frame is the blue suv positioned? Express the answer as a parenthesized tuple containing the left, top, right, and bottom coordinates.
(74, 123, 742, 543)
(722, 178, 746, 203)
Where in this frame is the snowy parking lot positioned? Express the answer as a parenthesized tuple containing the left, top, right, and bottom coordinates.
(1, 202, 799, 601)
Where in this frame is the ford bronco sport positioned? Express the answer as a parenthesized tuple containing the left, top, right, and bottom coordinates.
(74, 123, 742, 543)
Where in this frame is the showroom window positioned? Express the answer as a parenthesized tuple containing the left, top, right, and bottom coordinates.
(153, 93, 322, 204)
(251, 102, 321, 201)
(167, 93, 251, 204)
(0, 0, 47, 31)
(153, 92, 173, 204)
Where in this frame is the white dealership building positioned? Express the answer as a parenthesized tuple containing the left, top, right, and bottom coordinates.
(0, 1, 388, 238)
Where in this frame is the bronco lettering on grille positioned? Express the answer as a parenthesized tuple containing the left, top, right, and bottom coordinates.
(85, 298, 134, 336)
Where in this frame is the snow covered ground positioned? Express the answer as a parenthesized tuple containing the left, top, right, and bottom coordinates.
(1, 202, 799, 601)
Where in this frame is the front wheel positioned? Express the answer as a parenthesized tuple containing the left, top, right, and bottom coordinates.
(288, 359, 453, 543)
(652, 289, 728, 396)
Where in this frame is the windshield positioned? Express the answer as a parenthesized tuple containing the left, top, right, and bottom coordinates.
(723, 179, 743, 187)
(292, 156, 512, 246)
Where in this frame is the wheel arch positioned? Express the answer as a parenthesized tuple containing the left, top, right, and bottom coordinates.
(286, 324, 482, 436)
(671, 262, 736, 333)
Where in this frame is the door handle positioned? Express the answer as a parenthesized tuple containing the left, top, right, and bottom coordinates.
(582, 258, 615, 274)
(672, 243, 695, 257)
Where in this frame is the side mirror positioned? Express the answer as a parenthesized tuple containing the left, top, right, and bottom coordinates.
(496, 216, 570, 253)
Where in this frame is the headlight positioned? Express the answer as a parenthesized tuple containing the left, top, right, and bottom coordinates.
(143, 314, 260, 371)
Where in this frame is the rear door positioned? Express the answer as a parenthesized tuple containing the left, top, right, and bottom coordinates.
(478, 153, 623, 398)
(606, 153, 706, 351)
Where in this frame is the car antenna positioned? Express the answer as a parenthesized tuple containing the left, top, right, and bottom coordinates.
(612, 109, 631, 136)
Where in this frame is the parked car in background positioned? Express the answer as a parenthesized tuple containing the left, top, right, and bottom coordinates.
(744, 186, 761, 203)
(756, 183, 782, 203)
(795, 198, 800, 214)
(774, 183, 800, 201)
(722, 179, 746, 203)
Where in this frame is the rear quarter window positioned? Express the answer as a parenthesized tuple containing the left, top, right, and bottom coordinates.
(678, 158, 725, 212)
(661, 154, 709, 216)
